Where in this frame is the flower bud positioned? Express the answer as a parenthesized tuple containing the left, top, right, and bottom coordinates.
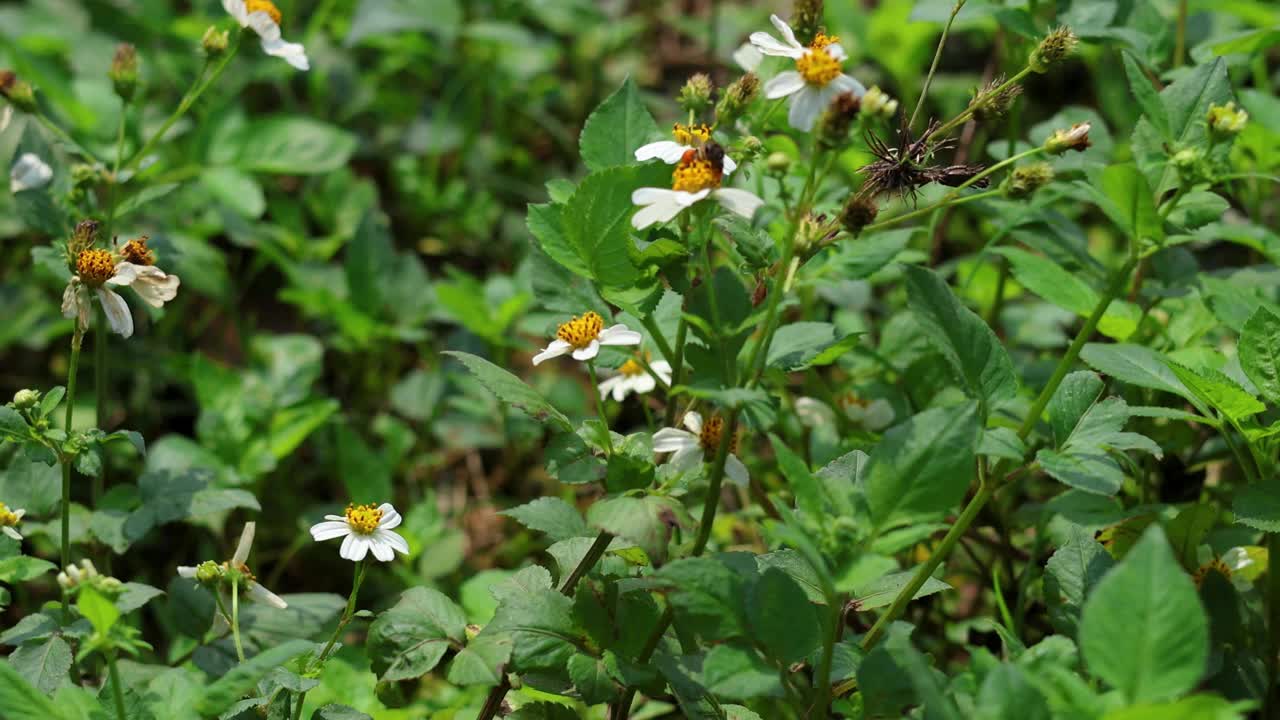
(859, 86, 898, 121)
(678, 73, 714, 115)
(12, 389, 39, 410)
(1043, 122, 1091, 154)
(817, 92, 860, 150)
(841, 195, 879, 236)
(68, 219, 101, 257)
(0, 70, 37, 113)
(795, 213, 836, 256)
(766, 151, 791, 174)
(202, 27, 230, 57)
(715, 72, 760, 127)
(793, 0, 825, 46)
(969, 76, 1023, 123)
(1004, 162, 1054, 198)
(109, 44, 138, 102)
(1207, 101, 1248, 139)
(1172, 147, 1207, 184)
(1029, 27, 1078, 73)
(195, 560, 223, 585)
(731, 135, 764, 164)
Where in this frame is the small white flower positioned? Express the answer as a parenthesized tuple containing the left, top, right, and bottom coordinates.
(750, 15, 866, 131)
(10, 152, 52, 193)
(178, 522, 288, 609)
(532, 311, 643, 365)
(57, 559, 99, 590)
(794, 396, 837, 429)
(598, 357, 673, 401)
(0, 502, 25, 541)
(733, 42, 764, 72)
(222, 0, 309, 71)
(652, 411, 749, 487)
(635, 123, 739, 175)
(62, 242, 180, 339)
(310, 502, 409, 563)
(631, 187, 763, 230)
(796, 395, 895, 431)
(631, 132, 762, 230)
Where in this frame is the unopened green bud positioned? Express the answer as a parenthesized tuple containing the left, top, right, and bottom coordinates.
(715, 72, 760, 127)
(96, 576, 124, 596)
(195, 560, 222, 585)
(1172, 147, 1207, 184)
(969, 76, 1023, 123)
(795, 213, 835, 256)
(817, 91, 860, 150)
(202, 27, 230, 57)
(70, 163, 99, 188)
(109, 44, 138, 102)
(1029, 27, 1078, 73)
(0, 70, 37, 113)
(766, 151, 791, 174)
(678, 73, 714, 115)
(840, 195, 879, 236)
(1207, 101, 1248, 139)
(1004, 162, 1055, 198)
(12, 389, 39, 410)
(1043, 122, 1091, 154)
(859, 86, 898, 121)
(793, 0, 825, 46)
(731, 135, 764, 164)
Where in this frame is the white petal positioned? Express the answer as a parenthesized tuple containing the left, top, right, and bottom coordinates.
(532, 339, 572, 365)
(61, 281, 84, 320)
(635, 141, 689, 165)
(571, 339, 601, 361)
(631, 188, 685, 230)
(177, 566, 197, 578)
(261, 38, 310, 71)
(310, 521, 351, 542)
(341, 534, 371, 562)
(2, 527, 21, 541)
(12, 510, 23, 521)
(830, 73, 867, 97)
(632, 375, 656, 395)
(669, 446, 704, 473)
(369, 537, 395, 562)
(376, 528, 410, 555)
(651, 361, 673, 385)
(0, 105, 11, 133)
(598, 375, 625, 401)
(95, 287, 134, 338)
(248, 581, 288, 609)
(794, 397, 836, 428)
(769, 14, 802, 50)
(721, 155, 739, 175)
(247, 12, 281, 41)
(733, 42, 764, 71)
(323, 514, 346, 522)
(130, 272, 181, 308)
(598, 325, 643, 347)
(683, 411, 704, 434)
(725, 454, 750, 487)
(713, 188, 764, 220)
(652, 428, 698, 453)
(10, 153, 52, 193)
(378, 506, 402, 530)
(788, 87, 825, 131)
(764, 71, 806, 99)
(828, 43, 848, 62)
(675, 189, 713, 207)
(222, 0, 249, 24)
(232, 522, 255, 567)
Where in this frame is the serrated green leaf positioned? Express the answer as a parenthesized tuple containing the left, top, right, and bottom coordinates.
(1239, 307, 1280, 405)
(1234, 478, 1280, 533)
(1080, 343, 1191, 399)
(9, 635, 71, 695)
(0, 659, 67, 720)
(368, 587, 467, 682)
(1121, 52, 1170, 140)
(579, 76, 661, 171)
(1044, 526, 1114, 637)
(502, 497, 590, 542)
(1168, 362, 1265, 423)
(443, 351, 571, 430)
(195, 639, 314, 714)
(766, 323, 861, 371)
(587, 495, 687, 563)
(852, 569, 951, 610)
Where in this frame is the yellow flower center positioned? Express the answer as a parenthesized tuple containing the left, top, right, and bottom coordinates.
(345, 503, 383, 535)
(0, 504, 19, 527)
(119, 236, 155, 266)
(619, 359, 645, 376)
(796, 36, 842, 86)
(555, 312, 604, 349)
(245, 0, 282, 25)
(672, 122, 712, 146)
(672, 156, 721, 193)
(697, 415, 737, 454)
(76, 249, 116, 286)
(1193, 558, 1232, 588)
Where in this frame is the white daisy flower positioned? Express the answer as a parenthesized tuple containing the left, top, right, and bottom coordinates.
(177, 522, 288, 609)
(733, 42, 764, 72)
(310, 502, 409, 563)
(750, 15, 866, 131)
(532, 311, 643, 365)
(10, 152, 52, 193)
(222, 0, 309, 71)
(652, 411, 749, 487)
(0, 503, 25, 541)
(598, 356, 673, 401)
(635, 123, 739, 175)
(796, 395, 895, 431)
(630, 144, 763, 230)
(61, 238, 181, 339)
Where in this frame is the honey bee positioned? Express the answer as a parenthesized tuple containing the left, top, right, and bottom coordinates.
(681, 141, 726, 184)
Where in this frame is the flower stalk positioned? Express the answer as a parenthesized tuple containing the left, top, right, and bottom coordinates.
(292, 560, 367, 720)
(61, 327, 84, 611)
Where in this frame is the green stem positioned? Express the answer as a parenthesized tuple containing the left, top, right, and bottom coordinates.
(933, 67, 1032, 138)
(60, 328, 83, 612)
(743, 237, 798, 389)
(586, 361, 614, 455)
(910, 0, 967, 131)
(294, 561, 367, 720)
(637, 314, 676, 366)
(32, 110, 101, 165)
(106, 650, 127, 720)
(1174, 0, 1188, 68)
(1268, 532, 1280, 719)
(231, 579, 246, 663)
(663, 318, 689, 427)
(92, 309, 107, 506)
(813, 605, 841, 714)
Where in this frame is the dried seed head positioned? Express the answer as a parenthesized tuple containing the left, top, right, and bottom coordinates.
(969, 76, 1023, 123)
(817, 91, 860, 150)
(120, 236, 155, 266)
(840, 195, 879, 236)
(1004, 162, 1055, 198)
(678, 73, 714, 114)
(716, 72, 760, 127)
(109, 44, 139, 101)
(1029, 26, 1078, 73)
(793, 0, 825, 46)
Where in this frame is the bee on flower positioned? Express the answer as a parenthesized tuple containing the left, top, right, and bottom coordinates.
(652, 411, 749, 487)
(221, 0, 309, 71)
(597, 354, 673, 401)
(635, 123, 740, 175)
(310, 502, 409, 562)
(177, 522, 287, 609)
(61, 229, 181, 339)
(750, 15, 866, 131)
(0, 502, 25, 541)
(630, 140, 764, 230)
(532, 312, 643, 365)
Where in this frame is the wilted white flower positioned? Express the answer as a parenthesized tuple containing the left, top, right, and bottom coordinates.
(0, 503, 24, 541)
(598, 356, 672, 401)
(222, 0, 309, 71)
(652, 411, 749, 487)
(733, 42, 764, 72)
(310, 502, 409, 562)
(750, 14, 866, 131)
(177, 522, 287, 609)
(532, 312, 642, 365)
(10, 152, 51, 193)
(61, 239, 180, 338)
(635, 123, 739, 175)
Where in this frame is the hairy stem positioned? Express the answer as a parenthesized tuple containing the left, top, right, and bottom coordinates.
(231, 580, 246, 663)
(61, 328, 83, 611)
(106, 650, 128, 720)
(933, 67, 1032, 138)
(293, 560, 367, 720)
(92, 309, 107, 506)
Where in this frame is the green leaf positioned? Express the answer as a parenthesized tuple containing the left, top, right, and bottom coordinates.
(1079, 525, 1208, 703)
(195, 639, 314, 714)
(656, 557, 747, 640)
(480, 589, 580, 673)
(567, 652, 617, 705)
(0, 407, 27, 439)
(0, 659, 67, 720)
(1239, 307, 1280, 405)
(200, 167, 265, 218)
(1046, 371, 1104, 447)
(769, 434, 827, 516)
(218, 116, 357, 174)
(502, 497, 590, 542)
(766, 323, 861, 371)
(1044, 526, 1114, 637)
(747, 567, 821, 664)
(976, 664, 1051, 720)
(345, 0, 461, 45)
(703, 643, 783, 699)
(1166, 503, 1218, 570)
(852, 569, 951, 611)
(993, 249, 1139, 339)
(76, 586, 119, 636)
(1234, 478, 1280, 533)
(446, 634, 511, 686)
(587, 495, 687, 563)
(904, 266, 1016, 409)
(579, 76, 661, 171)
(863, 402, 980, 532)
(345, 212, 397, 316)
(1036, 396, 1161, 495)
(8, 635, 71, 695)
(1121, 52, 1170, 140)
(550, 166, 657, 287)
(368, 587, 468, 682)
(313, 704, 374, 720)
(1080, 343, 1191, 399)
(1132, 58, 1231, 194)
(1167, 362, 1265, 423)
(1095, 164, 1162, 244)
(443, 351, 572, 431)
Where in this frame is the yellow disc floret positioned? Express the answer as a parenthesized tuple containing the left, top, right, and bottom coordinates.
(76, 249, 116, 286)
(1193, 557, 1232, 589)
(0, 503, 19, 528)
(672, 122, 712, 146)
(672, 157, 721, 193)
(556, 312, 605, 349)
(797, 37, 842, 86)
(619, 359, 645, 377)
(345, 503, 384, 535)
(245, 0, 282, 25)
(119, 236, 155, 266)
(698, 415, 737, 454)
